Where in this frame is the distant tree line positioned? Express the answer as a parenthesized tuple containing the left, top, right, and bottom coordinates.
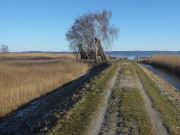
(66, 9, 119, 64)
(0, 45, 9, 53)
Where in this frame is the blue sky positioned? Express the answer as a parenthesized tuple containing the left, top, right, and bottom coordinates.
(0, 0, 180, 52)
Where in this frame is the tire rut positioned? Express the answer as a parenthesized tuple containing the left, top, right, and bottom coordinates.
(134, 64, 169, 135)
(98, 69, 121, 135)
(86, 63, 120, 135)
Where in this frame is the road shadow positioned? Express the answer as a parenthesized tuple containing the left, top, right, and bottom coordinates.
(0, 62, 110, 135)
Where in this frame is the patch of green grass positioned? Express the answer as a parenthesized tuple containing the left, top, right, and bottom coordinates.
(116, 63, 155, 135)
(54, 61, 119, 135)
(118, 87, 155, 134)
(133, 63, 180, 135)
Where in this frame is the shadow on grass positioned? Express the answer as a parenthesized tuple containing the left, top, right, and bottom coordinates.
(0, 62, 110, 135)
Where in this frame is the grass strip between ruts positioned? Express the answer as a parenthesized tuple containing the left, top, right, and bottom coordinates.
(115, 63, 156, 135)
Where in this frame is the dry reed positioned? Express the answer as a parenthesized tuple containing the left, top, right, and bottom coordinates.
(0, 53, 90, 117)
(145, 54, 180, 73)
(0, 53, 75, 59)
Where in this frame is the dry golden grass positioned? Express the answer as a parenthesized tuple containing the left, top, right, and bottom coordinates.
(146, 54, 180, 73)
(0, 53, 90, 117)
(0, 53, 75, 59)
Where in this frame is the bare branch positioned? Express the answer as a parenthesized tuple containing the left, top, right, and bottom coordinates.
(66, 9, 119, 61)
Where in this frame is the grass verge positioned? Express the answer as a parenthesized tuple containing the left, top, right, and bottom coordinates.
(54, 61, 119, 135)
(133, 63, 180, 135)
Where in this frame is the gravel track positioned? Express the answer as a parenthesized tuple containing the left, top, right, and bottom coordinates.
(86, 63, 120, 135)
(95, 62, 168, 135)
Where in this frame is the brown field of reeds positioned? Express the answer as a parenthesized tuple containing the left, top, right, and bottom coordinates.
(0, 52, 75, 59)
(145, 54, 180, 73)
(0, 53, 90, 117)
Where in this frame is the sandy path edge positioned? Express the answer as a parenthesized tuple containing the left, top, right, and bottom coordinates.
(134, 64, 169, 135)
(86, 64, 120, 135)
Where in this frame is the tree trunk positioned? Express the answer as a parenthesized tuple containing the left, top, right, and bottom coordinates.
(79, 44, 88, 59)
(76, 52, 79, 60)
(95, 48, 98, 65)
(96, 38, 107, 61)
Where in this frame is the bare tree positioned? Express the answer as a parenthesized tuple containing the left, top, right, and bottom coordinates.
(66, 9, 119, 64)
(0, 45, 9, 53)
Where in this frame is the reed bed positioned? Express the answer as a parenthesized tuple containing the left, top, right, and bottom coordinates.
(0, 53, 75, 59)
(0, 54, 90, 117)
(145, 54, 180, 73)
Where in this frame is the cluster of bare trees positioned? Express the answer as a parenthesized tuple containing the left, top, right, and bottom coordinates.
(0, 45, 9, 53)
(66, 9, 119, 64)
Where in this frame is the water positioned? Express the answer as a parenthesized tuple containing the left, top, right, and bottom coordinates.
(106, 51, 180, 59)
(105, 51, 180, 90)
(142, 64, 180, 90)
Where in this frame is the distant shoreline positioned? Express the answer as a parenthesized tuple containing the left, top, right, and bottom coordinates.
(7, 50, 180, 53)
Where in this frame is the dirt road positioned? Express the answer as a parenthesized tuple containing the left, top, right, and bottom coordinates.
(86, 62, 120, 135)
(88, 62, 169, 135)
